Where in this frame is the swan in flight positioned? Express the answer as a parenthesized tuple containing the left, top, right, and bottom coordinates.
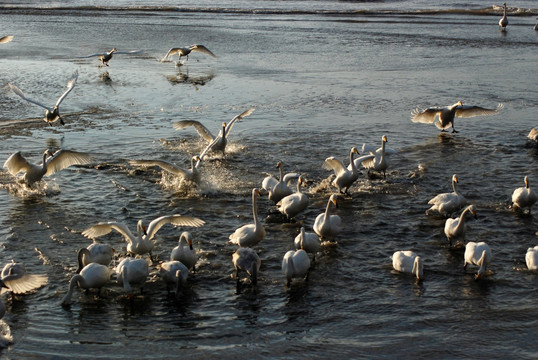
(277, 176, 309, 220)
(511, 176, 537, 214)
(464, 242, 492, 280)
(411, 101, 503, 133)
(170, 231, 198, 271)
(129, 156, 202, 184)
(158, 260, 189, 298)
(76, 243, 115, 273)
(232, 247, 261, 288)
(528, 128, 538, 142)
(78, 48, 142, 67)
(8, 70, 78, 126)
(351, 135, 392, 178)
(0, 35, 13, 44)
(229, 189, 266, 247)
(426, 174, 467, 217)
(324, 147, 361, 194)
(444, 205, 477, 247)
(282, 249, 310, 287)
(526, 246, 538, 270)
(162, 44, 217, 65)
(392, 251, 424, 281)
(61, 263, 111, 306)
(0, 260, 48, 294)
(314, 194, 342, 240)
(115, 258, 149, 297)
(262, 162, 300, 204)
(82, 214, 205, 260)
(294, 227, 321, 261)
(173, 108, 255, 158)
(499, 3, 508, 31)
(3, 148, 93, 187)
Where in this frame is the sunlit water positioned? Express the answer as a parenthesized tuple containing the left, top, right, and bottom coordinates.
(0, 1, 537, 358)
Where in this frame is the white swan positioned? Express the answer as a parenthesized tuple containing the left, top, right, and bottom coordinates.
(162, 44, 217, 65)
(324, 147, 360, 194)
(77, 243, 115, 273)
(511, 176, 538, 214)
(426, 174, 467, 217)
(313, 194, 342, 240)
(61, 263, 111, 306)
(528, 128, 538, 142)
(464, 242, 492, 280)
(276, 176, 309, 219)
(232, 247, 261, 287)
(170, 231, 198, 271)
(355, 135, 391, 178)
(229, 189, 266, 247)
(444, 205, 477, 247)
(392, 251, 424, 281)
(294, 227, 321, 260)
(3, 148, 92, 187)
(0, 260, 48, 294)
(526, 246, 538, 270)
(78, 48, 142, 67)
(82, 214, 205, 259)
(411, 101, 503, 133)
(499, 3, 508, 31)
(115, 258, 149, 296)
(129, 156, 202, 184)
(0, 35, 13, 44)
(9, 70, 78, 126)
(282, 249, 310, 287)
(158, 260, 189, 298)
(262, 162, 300, 204)
(0, 291, 13, 348)
(173, 108, 255, 157)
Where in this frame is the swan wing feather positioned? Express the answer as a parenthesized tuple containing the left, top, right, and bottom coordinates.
(45, 149, 92, 176)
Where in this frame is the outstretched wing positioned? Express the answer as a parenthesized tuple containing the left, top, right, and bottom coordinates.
(224, 108, 255, 137)
(262, 174, 278, 192)
(361, 143, 397, 155)
(323, 157, 347, 176)
(77, 52, 109, 58)
(114, 50, 143, 55)
(410, 107, 441, 124)
(190, 44, 217, 58)
(129, 159, 188, 177)
(55, 70, 78, 106)
(45, 149, 92, 176)
(8, 83, 52, 111)
(146, 214, 205, 240)
(82, 222, 136, 243)
(2, 273, 48, 294)
(3, 151, 32, 176)
(455, 103, 503, 118)
(173, 120, 215, 142)
(162, 48, 182, 62)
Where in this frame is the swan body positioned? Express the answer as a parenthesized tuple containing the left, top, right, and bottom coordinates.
(232, 247, 261, 286)
(528, 128, 538, 142)
(411, 101, 503, 133)
(170, 231, 198, 271)
(464, 242, 492, 280)
(282, 249, 310, 286)
(277, 176, 309, 219)
(426, 174, 467, 217)
(354, 135, 390, 178)
(82, 214, 205, 259)
(511, 176, 538, 213)
(324, 147, 360, 194)
(0, 260, 48, 294)
(162, 44, 217, 65)
(0, 287, 13, 348)
(262, 162, 300, 203)
(294, 227, 321, 257)
(444, 205, 477, 246)
(0, 35, 13, 44)
(229, 189, 266, 247)
(526, 246, 538, 270)
(78, 48, 142, 66)
(313, 194, 342, 240)
(9, 70, 78, 126)
(115, 258, 149, 296)
(499, 3, 508, 31)
(129, 156, 201, 184)
(392, 251, 424, 280)
(77, 243, 114, 273)
(61, 263, 111, 306)
(159, 261, 188, 297)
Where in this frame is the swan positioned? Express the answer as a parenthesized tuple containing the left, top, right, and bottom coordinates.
(0, 288, 13, 348)
(294, 227, 320, 260)
(0, 260, 48, 294)
(511, 176, 538, 214)
(76, 243, 115, 273)
(464, 242, 492, 280)
(526, 246, 538, 270)
(392, 251, 423, 281)
(353, 135, 391, 178)
(229, 189, 266, 247)
(411, 101, 503, 133)
(232, 247, 261, 287)
(444, 205, 477, 247)
(77, 48, 142, 67)
(173, 108, 255, 157)
(3, 148, 92, 187)
(426, 174, 467, 217)
(282, 249, 310, 287)
(313, 194, 342, 240)
(8, 70, 78, 126)
(61, 263, 111, 306)
(115, 258, 149, 296)
(534, 18, 538, 31)
(262, 162, 300, 204)
(528, 128, 538, 142)
(324, 147, 360, 194)
(162, 44, 217, 65)
(170, 231, 198, 271)
(129, 156, 202, 184)
(0, 35, 13, 44)
(499, 3, 508, 31)
(277, 176, 309, 219)
(158, 260, 188, 298)
(82, 214, 205, 260)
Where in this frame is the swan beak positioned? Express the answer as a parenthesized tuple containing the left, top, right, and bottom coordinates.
(332, 197, 339, 208)
(472, 211, 477, 219)
(276, 162, 282, 169)
(188, 239, 193, 250)
(453, 175, 459, 183)
(255, 189, 261, 197)
(142, 226, 147, 236)
(458, 101, 463, 106)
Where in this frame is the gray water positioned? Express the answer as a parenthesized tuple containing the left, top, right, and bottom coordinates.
(0, 1, 537, 358)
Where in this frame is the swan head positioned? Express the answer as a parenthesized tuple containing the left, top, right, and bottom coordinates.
(180, 231, 193, 249)
(351, 147, 359, 155)
(468, 205, 478, 219)
(452, 174, 459, 184)
(110, 48, 118, 53)
(276, 162, 282, 169)
(137, 220, 147, 236)
(329, 194, 338, 208)
(382, 135, 388, 143)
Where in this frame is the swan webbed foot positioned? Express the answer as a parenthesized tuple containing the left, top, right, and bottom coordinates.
(59, 117, 65, 126)
(452, 128, 459, 133)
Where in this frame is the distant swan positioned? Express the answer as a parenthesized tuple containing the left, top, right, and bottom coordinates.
(444, 205, 477, 247)
(426, 174, 467, 217)
(0, 260, 48, 294)
(294, 227, 321, 260)
(115, 258, 149, 297)
(77, 243, 115, 273)
(262, 162, 300, 204)
(158, 261, 189, 298)
(526, 246, 538, 270)
(61, 263, 111, 306)
(324, 147, 360, 194)
(313, 194, 342, 240)
(232, 247, 261, 287)
(282, 249, 310, 287)
(170, 231, 198, 271)
(511, 176, 538, 214)
(499, 3, 508, 31)
(277, 176, 309, 219)
(464, 242, 492, 280)
(411, 101, 503, 133)
(129, 156, 202, 184)
(229, 189, 266, 247)
(162, 44, 217, 66)
(392, 251, 423, 281)
(9, 70, 78, 126)
(78, 48, 142, 67)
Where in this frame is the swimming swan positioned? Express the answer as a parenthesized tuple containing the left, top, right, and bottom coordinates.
(526, 246, 538, 270)
(61, 263, 111, 306)
(115, 258, 149, 297)
(294, 227, 321, 260)
(77, 243, 115, 273)
(229, 189, 266, 247)
(232, 247, 261, 287)
(277, 176, 309, 219)
(262, 162, 300, 204)
(170, 231, 198, 271)
(392, 251, 423, 281)
(464, 242, 492, 280)
(158, 260, 189, 298)
(282, 249, 310, 287)
(511, 176, 537, 214)
(313, 194, 342, 240)
(426, 174, 467, 217)
(444, 205, 477, 246)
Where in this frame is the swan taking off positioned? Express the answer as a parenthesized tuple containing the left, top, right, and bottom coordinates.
(0, 35, 13, 44)
(158, 260, 189, 298)
(78, 48, 142, 67)
(0, 260, 48, 294)
(444, 205, 477, 247)
(115, 258, 149, 297)
(511, 176, 538, 214)
(262, 162, 300, 204)
(9, 70, 78, 126)
(426, 174, 467, 217)
(352, 135, 393, 179)
(411, 101, 503, 133)
(82, 214, 205, 260)
(61, 263, 111, 306)
(499, 3, 508, 31)
(162, 44, 217, 65)
(170, 231, 198, 271)
(229, 189, 266, 247)
(282, 249, 310, 287)
(232, 247, 261, 287)
(76, 243, 115, 273)
(324, 147, 360, 194)
(3, 148, 93, 187)
(464, 242, 492, 280)
(277, 176, 309, 220)
(129, 156, 202, 184)
(314, 194, 342, 240)
(526, 246, 538, 270)
(392, 251, 423, 281)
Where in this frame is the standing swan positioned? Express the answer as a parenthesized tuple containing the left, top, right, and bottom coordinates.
(9, 70, 78, 126)
(526, 246, 538, 270)
(0, 260, 48, 294)
(313, 194, 342, 240)
(158, 261, 189, 298)
(277, 176, 309, 219)
(324, 147, 360, 194)
(294, 227, 321, 261)
(282, 249, 311, 287)
(392, 251, 424, 281)
(444, 205, 477, 247)
(426, 174, 467, 217)
(229, 189, 266, 247)
(511, 176, 538, 214)
(232, 247, 261, 288)
(499, 3, 508, 31)
(170, 231, 198, 271)
(61, 263, 111, 306)
(262, 162, 300, 204)
(76, 243, 114, 273)
(355, 135, 390, 178)
(115, 258, 149, 297)
(464, 242, 492, 280)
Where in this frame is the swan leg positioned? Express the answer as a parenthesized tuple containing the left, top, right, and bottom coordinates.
(59, 116, 65, 126)
(451, 122, 458, 133)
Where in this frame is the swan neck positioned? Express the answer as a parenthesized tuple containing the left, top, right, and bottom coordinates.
(349, 149, 357, 172)
(478, 250, 487, 275)
(77, 248, 90, 273)
(62, 274, 83, 304)
(252, 191, 259, 225)
(452, 178, 458, 194)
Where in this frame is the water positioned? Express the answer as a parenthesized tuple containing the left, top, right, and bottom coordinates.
(0, 1, 537, 358)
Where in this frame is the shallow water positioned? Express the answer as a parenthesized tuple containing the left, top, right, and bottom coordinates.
(0, 1, 537, 358)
